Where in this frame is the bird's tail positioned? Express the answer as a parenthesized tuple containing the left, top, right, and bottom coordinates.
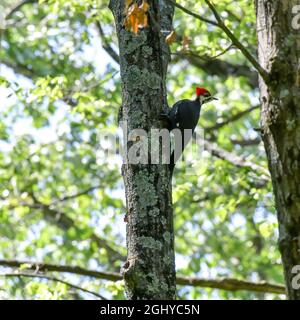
(169, 136, 184, 179)
(169, 131, 193, 179)
(169, 151, 175, 179)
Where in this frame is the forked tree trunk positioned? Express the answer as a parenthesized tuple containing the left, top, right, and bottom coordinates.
(256, 0, 300, 298)
(109, 0, 176, 299)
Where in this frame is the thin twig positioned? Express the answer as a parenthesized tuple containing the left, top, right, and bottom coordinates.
(172, 44, 234, 62)
(51, 184, 103, 204)
(209, 43, 234, 60)
(1, 272, 106, 299)
(96, 20, 119, 64)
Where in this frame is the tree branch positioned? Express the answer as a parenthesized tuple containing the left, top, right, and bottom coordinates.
(204, 105, 260, 132)
(0, 259, 286, 295)
(173, 51, 258, 88)
(176, 276, 285, 295)
(5, 0, 37, 20)
(0, 259, 121, 281)
(230, 137, 261, 146)
(95, 21, 119, 64)
(51, 184, 103, 204)
(204, 140, 270, 181)
(166, 0, 218, 27)
(9, 197, 125, 263)
(203, 0, 269, 83)
(0, 58, 35, 78)
(1, 272, 106, 299)
(167, 0, 269, 83)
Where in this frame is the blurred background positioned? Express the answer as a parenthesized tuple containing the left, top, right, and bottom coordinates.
(0, 0, 284, 299)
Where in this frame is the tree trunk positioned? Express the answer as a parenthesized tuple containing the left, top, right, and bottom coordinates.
(109, 0, 176, 299)
(255, 0, 300, 299)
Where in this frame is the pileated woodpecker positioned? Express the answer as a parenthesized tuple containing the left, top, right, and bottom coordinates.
(161, 87, 218, 175)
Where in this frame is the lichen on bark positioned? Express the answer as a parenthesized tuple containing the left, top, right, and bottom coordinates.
(109, 0, 175, 299)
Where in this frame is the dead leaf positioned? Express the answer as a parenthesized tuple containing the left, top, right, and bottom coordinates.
(139, 0, 149, 12)
(124, 0, 149, 34)
(166, 30, 176, 45)
(125, 0, 133, 11)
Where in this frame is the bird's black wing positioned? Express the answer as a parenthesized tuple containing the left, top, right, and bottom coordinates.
(169, 100, 190, 176)
(169, 99, 189, 129)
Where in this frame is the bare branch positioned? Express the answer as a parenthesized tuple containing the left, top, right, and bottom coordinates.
(0, 259, 285, 294)
(1, 272, 106, 299)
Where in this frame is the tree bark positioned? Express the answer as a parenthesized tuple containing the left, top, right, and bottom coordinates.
(109, 0, 176, 299)
(255, 0, 300, 299)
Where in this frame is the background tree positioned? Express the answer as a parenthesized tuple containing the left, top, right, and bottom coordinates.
(0, 0, 287, 299)
(256, 0, 300, 299)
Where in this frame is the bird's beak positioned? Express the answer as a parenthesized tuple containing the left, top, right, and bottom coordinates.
(204, 96, 218, 103)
